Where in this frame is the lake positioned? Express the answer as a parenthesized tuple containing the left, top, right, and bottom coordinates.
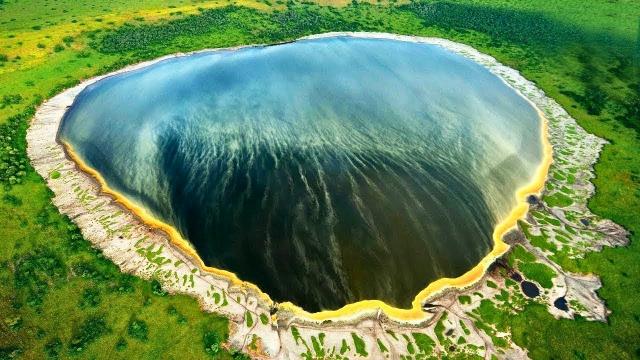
(59, 36, 543, 311)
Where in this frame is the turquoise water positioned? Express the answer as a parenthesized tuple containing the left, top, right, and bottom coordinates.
(59, 36, 542, 311)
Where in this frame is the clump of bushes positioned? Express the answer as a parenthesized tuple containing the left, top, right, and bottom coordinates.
(44, 338, 62, 358)
(68, 316, 108, 353)
(0, 107, 33, 187)
(401, 1, 580, 49)
(115, 338, 127, 351)
(13, 249, 66, 308)
(151, 279, 167, 296)
(98, 6, 249, 53)
(78, 288, 101, 308)
(0, 347, 22, 359)
(167, 305, 188, 324)
(203, 330, 222, 356)
(127, 319, 148, 341)
(1, 94, 22, 108)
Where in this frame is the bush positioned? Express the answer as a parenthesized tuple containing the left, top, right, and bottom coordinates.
(13, 250, 66, 308)
(0, 108, 33, 187)
(151, 279, 167, 296)
(78, 288, 101, 308)
(401, 1, 583, 50)
(1, 94, 22, 108)
(0, 347, 22, 359)
(231, 350, 251, 360)
(44, 338, 62, 358)
(115, 338, 127, 351)
(203, 330, 221, 356)
(68, 316, 108, 353)
(98, 6, 253, 53)
(127, 319, 148, 341)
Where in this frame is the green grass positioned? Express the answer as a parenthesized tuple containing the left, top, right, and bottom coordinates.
(518, 262, 556, 289)
(411, 332, 435, 354)
(0, 0, 638, 358)
(544, 192, 574, 208)
(351, 332, 368, 357)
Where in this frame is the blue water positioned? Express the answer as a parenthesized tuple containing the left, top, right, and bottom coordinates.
(59, 36, 542, 311)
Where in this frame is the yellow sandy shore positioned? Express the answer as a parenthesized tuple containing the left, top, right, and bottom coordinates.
(59, 48, 553, 322)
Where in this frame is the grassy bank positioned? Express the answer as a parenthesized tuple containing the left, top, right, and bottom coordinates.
(1, 0, 638, 358)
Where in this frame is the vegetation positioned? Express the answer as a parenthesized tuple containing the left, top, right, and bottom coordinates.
(544, 192, 574, 208)
(351, 332, 368, 357)
(127, 319, 149, 341)
(412, 332, 435, 354)
(0, 0, 638, 358)
(518, 262, 556, 289)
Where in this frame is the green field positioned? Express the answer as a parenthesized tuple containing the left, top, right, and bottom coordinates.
(1, 0, 639, 358)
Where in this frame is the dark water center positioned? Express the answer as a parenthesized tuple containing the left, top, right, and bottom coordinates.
(59, 36, 542, 311)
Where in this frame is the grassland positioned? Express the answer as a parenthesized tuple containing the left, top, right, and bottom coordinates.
(0, 0, 639, 358)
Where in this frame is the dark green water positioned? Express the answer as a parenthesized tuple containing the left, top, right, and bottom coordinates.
(59, 36, 542, 311)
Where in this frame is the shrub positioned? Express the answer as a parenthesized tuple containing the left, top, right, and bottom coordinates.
(115, 338, 127, 351)
(44, 338, 62, 358)
(203, 330, 221, 356)
(151, 279, 167, 296)
(0, 108, 32, 187)
(127, 319, 148, 341)
(0, 347, 22, 359)
(1, 94, 22, 108)
(13, 249, 66, 308)
(78, 288, 101, 308)
(68, 316, 108, 353)
(231, 351, 251, 360)
(98, 6, 252, 53)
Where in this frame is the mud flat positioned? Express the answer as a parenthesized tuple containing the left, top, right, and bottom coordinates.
(27, 32, 628, 359)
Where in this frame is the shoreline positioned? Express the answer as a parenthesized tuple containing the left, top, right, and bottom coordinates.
(57, 32, 553, 322)
(28, 32, 626, 358)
